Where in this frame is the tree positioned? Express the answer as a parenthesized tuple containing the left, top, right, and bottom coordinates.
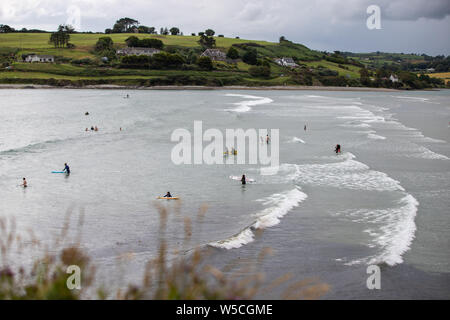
(105, 28, 112, 34)
(242, 48, 258, 65)
(112, 17, 139, 33)
(49, 25, 71, 48)
(197, 56, 213, 70)
(63, 25, 75, 33)
(139, 38, 164, 49)
(0, 24, 14, 33)
(169, 27, 180, 35)
(279, 36, 286, 43)
(198, 34, 216, 49)
(205, 29, 215, 36)
(125, 36, 140, 47)
(138, 26, 155, 34)
(226, 47, 239, 60)
(95, 37, 114, 51)
(249, 65, 271, 78)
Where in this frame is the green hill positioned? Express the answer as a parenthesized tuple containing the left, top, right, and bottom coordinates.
(0, 32, 444, 89)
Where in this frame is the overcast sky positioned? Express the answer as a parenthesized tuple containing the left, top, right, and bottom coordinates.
(1, 0, 449, 55)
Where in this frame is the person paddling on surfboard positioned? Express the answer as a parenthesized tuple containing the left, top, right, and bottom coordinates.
(164, 191, 172, 198)
(63, 163, 70, 175)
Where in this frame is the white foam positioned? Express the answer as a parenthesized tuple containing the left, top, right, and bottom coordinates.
(209, 228, 255, 250)
(229, 175, 255, 182)
(209, 188, 307, 250)
(344, 194, 419, 266)
(289, 137, 306, 144)
(411, 146, 449, 160)
(367, 132, 387, 140)
(275, 152, 404, 192)
(225, 94, 273, 113)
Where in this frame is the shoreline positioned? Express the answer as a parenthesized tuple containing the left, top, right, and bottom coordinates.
(0, 83, 408, 92)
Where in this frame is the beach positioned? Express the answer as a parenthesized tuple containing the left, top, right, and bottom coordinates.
(0, 88, 449, 299)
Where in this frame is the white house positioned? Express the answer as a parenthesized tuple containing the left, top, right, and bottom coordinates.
(274, 57, 298, 68)
(201, 49, 227, 61)
(116, 47, 161, 56)
(24, 54, 54, 63)
(389, 74, 399, 82)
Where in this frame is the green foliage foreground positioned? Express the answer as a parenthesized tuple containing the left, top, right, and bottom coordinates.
(0, 207, 329, 300)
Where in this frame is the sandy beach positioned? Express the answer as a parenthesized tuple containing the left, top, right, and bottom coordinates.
(0, 83, 402, 92)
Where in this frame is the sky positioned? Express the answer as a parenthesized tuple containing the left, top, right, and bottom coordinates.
(1, 0, 449, 55)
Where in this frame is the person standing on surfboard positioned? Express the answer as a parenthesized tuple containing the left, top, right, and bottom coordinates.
(241, 175, 246, 185)
(22, 178, 27, 188)
(63, 163, 70, 174)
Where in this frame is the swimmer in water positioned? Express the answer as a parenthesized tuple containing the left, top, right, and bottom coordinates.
(335, 144, 341, 154)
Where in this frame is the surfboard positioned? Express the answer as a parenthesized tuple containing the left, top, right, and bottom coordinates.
(52, 171, 65, 173)
(157, 197, 179, 200)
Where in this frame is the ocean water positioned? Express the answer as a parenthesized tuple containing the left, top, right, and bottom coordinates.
(0, 89, 449, 299)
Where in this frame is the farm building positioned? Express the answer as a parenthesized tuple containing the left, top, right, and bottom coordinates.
(116, 47, 161, 56)
(23, 54, 54, 63)
(389, 74, 399, 82)
(274, 57, 298, 68)
(201, 49, 227, 61)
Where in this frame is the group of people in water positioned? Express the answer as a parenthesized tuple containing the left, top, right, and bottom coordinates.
(20, 163, 70, 188)
(86, 126, 99, 132)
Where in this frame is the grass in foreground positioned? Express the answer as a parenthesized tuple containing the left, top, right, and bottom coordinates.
(0, 206, 329, 300)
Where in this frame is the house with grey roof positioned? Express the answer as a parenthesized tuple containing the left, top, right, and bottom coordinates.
(274, 57, 298, 68)
(201, 49, 227, 61)
(116, 47, 161, 56)
(23, 54, 54, 63)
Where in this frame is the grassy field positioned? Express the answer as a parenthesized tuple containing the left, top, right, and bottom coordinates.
(303, 60, 361, 78)
(426, 72, 450, 84)
(0, 33, 275, 50)
(0, 32, 364, 86)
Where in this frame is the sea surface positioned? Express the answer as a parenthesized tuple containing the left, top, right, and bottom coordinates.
(0, 89, 449, 299)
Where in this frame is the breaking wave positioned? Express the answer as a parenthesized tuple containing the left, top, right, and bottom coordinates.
(209, 188, 307, 249)
(224, 94, 273, 113)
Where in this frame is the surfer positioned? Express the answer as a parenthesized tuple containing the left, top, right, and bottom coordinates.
(94, 126, 98, 132)
(85, 128, 88, 131)
(63, 163, 70, 174)
(91, 126, 94, 131)
(266, 134, 270, 144)
(335, 144, 341, 154)
(22, 178, 27, 188)
(304, 125, 307, 131)
(164, 191, 172, 198)
(85, 112, 89, 116)
(241, 174, 246, 185)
